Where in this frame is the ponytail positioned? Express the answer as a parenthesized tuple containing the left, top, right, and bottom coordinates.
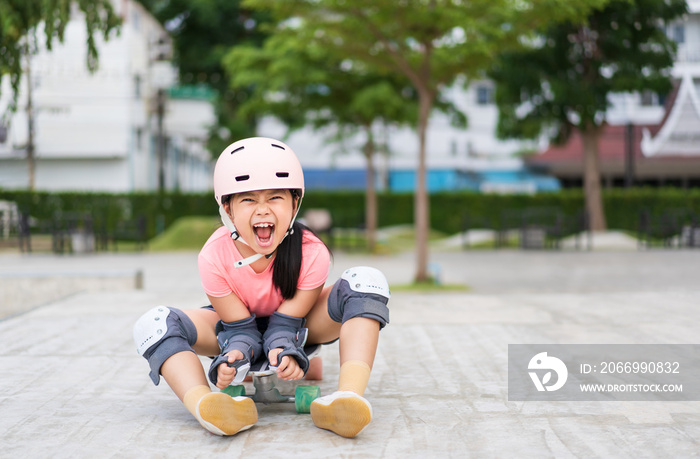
(272, 220, 304, 300)
(270, 189, 331, 299)
(271, 220, 332, 300)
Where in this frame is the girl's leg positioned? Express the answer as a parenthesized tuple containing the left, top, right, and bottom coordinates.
(134, 306, 257, 436)
(180, 308, 257, 436)
(305, 268, 390, 438)
(306, 287, 380, 396)
(305, 286, 340, 344)
(339, 317, 380, 369)
(160, 308, 219, 401)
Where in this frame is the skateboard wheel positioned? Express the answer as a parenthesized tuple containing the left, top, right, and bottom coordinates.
(294, 385, 321, 413)
(221, 385, 246, 397)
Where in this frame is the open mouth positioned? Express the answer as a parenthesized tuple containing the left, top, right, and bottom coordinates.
(253, 223, 275, 247)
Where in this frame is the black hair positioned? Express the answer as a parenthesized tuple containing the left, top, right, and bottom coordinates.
(272, 189, 330, 300)
(272, 219, 305, 300)
(272, 220, 333, 300)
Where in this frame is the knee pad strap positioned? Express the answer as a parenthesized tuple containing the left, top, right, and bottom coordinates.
(328, 267, 391, 329)
(133, 306, 197, 385)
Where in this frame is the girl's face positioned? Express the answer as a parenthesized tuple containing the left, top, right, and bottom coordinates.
(225, 189, 297, 256)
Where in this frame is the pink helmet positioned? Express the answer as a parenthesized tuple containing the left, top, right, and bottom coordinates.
(214, 137, 304, 205)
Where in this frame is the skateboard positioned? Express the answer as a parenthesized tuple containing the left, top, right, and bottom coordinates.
(220, 345, 322, 413)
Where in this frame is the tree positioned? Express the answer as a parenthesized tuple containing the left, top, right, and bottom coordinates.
(243, 0, 607, 282)
(0, 0, 120, 189)
(224, 31, 420, 252)
(137, 0, 271, 156)
(0, 0, 119, 113)
(491, 0, 687, 231)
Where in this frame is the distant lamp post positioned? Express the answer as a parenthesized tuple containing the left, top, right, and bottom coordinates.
(622, 93, 636, 189)
(24, 45, 37, 191)
(625, 122, 635, 188)
(150, 35, 174, 193)
(156, 88, 166, 192)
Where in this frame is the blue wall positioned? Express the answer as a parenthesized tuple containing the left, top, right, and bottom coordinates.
(304, 169, 367, 190)
(389, 170, 481, 192)
(303, 168, 560, 193)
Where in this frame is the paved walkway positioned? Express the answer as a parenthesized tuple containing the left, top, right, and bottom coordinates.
(1, 248, 699, 458)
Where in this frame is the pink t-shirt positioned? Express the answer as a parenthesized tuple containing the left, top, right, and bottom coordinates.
(198, 226, 331, 317)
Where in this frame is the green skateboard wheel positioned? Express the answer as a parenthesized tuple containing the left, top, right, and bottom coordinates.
(294, 385, 321, 413)
(221, 385, 246, 397)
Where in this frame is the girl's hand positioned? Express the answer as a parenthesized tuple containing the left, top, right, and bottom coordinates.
(269, 348, 304, 381)
(216, 350, 245, 389)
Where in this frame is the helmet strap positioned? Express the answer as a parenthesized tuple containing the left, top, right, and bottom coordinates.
(219, 206, 265, 268)
(284, 196, 302, 238)
(218, 194, 303, 269)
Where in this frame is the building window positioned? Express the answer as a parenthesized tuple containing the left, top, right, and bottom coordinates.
(671, 24, 685, 44)
(640, 90, 661, 107)
(135, 127, 143, 150)
(476, 85, 493, 105)
(132, 9, 141, 31)
(134, 75, 142, 99)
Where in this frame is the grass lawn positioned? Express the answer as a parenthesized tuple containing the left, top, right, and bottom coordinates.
(390, 281, 470, 292)
(148, 216, 221, 251)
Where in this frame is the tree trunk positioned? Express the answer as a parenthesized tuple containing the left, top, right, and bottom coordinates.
(414, 88, 433, 283)
(581, 127, 607, 231)
(363, 127, 377, 253)
(25, 49, 35, 191)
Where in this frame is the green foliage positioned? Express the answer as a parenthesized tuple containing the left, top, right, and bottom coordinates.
(241, 0, 609, 280)
(223, 24, 419, 137)
(2, 187, 698, 239)
(491, 0, 687, 139)
(0, 0, 120, 115)
(490, 0, 687, 232)
(243, 0, 607, 94)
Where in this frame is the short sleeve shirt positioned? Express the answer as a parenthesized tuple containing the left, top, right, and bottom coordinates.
(198, 226, 331, 317)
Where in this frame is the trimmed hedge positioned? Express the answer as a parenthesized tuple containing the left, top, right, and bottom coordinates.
(1, 187, 698, 239)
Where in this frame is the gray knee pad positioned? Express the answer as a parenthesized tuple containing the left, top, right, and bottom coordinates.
(133, 306, 197, 385)
(328, 266, 391, 328)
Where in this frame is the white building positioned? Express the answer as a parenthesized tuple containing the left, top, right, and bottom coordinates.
(0, 1, 696, 194)
(0, 0, 214, 192)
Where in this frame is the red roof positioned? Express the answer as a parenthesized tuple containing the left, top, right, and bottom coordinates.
(530, 80, 698, 165)
(532, 124, 651, 163)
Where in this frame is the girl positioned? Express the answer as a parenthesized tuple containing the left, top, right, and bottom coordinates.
(133, 137, 390, 438)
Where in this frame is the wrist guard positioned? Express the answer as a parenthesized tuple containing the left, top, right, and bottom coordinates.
(207, 315, 262, 385)
(262, 312, 310, 374)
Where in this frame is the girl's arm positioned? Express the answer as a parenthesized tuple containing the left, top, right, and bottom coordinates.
(275, 285, 324, 318)
(207, 292, 251, 322)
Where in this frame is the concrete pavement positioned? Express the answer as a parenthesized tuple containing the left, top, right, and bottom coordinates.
(1, 247, 699, 458)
